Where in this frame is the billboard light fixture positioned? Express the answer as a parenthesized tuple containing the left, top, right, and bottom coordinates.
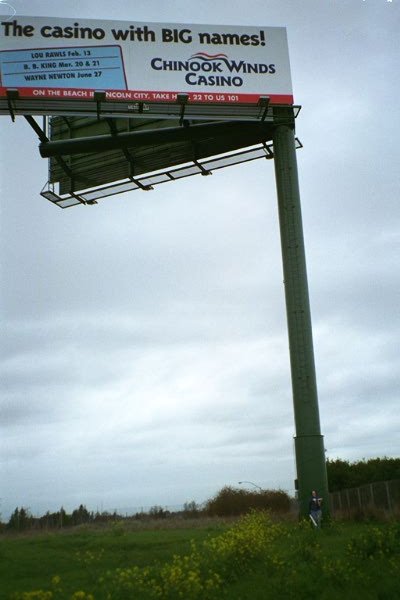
(93, 90, 107, 101)
(6, 88, 19, 122)
(177, 93, 189, 103)
(258, 96, 270, 106)
(177, 93, 189, 125)
(258, 96, 270, 122)
(93, 90, 107, 120)
(5, 88, 19, 99)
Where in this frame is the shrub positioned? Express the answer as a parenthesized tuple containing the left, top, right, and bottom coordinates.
(204, 486, 291, 517)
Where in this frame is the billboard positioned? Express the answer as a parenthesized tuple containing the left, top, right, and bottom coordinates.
(0, 16, 293, 112)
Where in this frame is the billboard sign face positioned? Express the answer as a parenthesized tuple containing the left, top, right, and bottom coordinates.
(0, 16, 293, 109)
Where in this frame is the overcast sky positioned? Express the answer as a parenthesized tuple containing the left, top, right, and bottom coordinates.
(1, 0, 399, 520)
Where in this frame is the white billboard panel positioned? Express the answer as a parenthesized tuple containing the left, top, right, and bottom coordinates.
(0, 16, 293, 107)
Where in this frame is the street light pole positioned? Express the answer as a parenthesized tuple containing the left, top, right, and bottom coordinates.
(238, 481, 263, 491)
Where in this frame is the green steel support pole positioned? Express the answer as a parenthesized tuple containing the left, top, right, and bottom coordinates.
(272, 122, 329, 518)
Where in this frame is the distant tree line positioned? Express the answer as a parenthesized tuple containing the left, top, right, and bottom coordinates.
(1, 489, 293, 532)
(5, 504, 99, 532)
(327, 457, 400, 492)
(1, 502, 205, 532)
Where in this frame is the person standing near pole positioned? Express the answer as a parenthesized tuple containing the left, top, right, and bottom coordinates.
(309, 490, 323, 527)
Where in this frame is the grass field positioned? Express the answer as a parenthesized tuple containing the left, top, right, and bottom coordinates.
(1, 514, 399, 599)
(0, 519, 227, 599)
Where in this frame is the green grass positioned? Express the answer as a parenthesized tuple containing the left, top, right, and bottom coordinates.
(0, 521, 226, 599)
(1, 516, 399, 600)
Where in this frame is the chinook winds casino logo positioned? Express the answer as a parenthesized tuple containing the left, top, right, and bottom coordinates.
(150, 52, 276, 87)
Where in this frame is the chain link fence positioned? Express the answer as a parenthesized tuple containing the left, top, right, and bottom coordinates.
(329, 479, 400, 518)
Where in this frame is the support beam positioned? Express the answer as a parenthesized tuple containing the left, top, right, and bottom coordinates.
(39, 120, 272, 158)
(273, 122, 329, 518)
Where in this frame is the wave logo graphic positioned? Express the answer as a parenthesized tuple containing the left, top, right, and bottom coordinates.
(189, 52, 231, 69)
